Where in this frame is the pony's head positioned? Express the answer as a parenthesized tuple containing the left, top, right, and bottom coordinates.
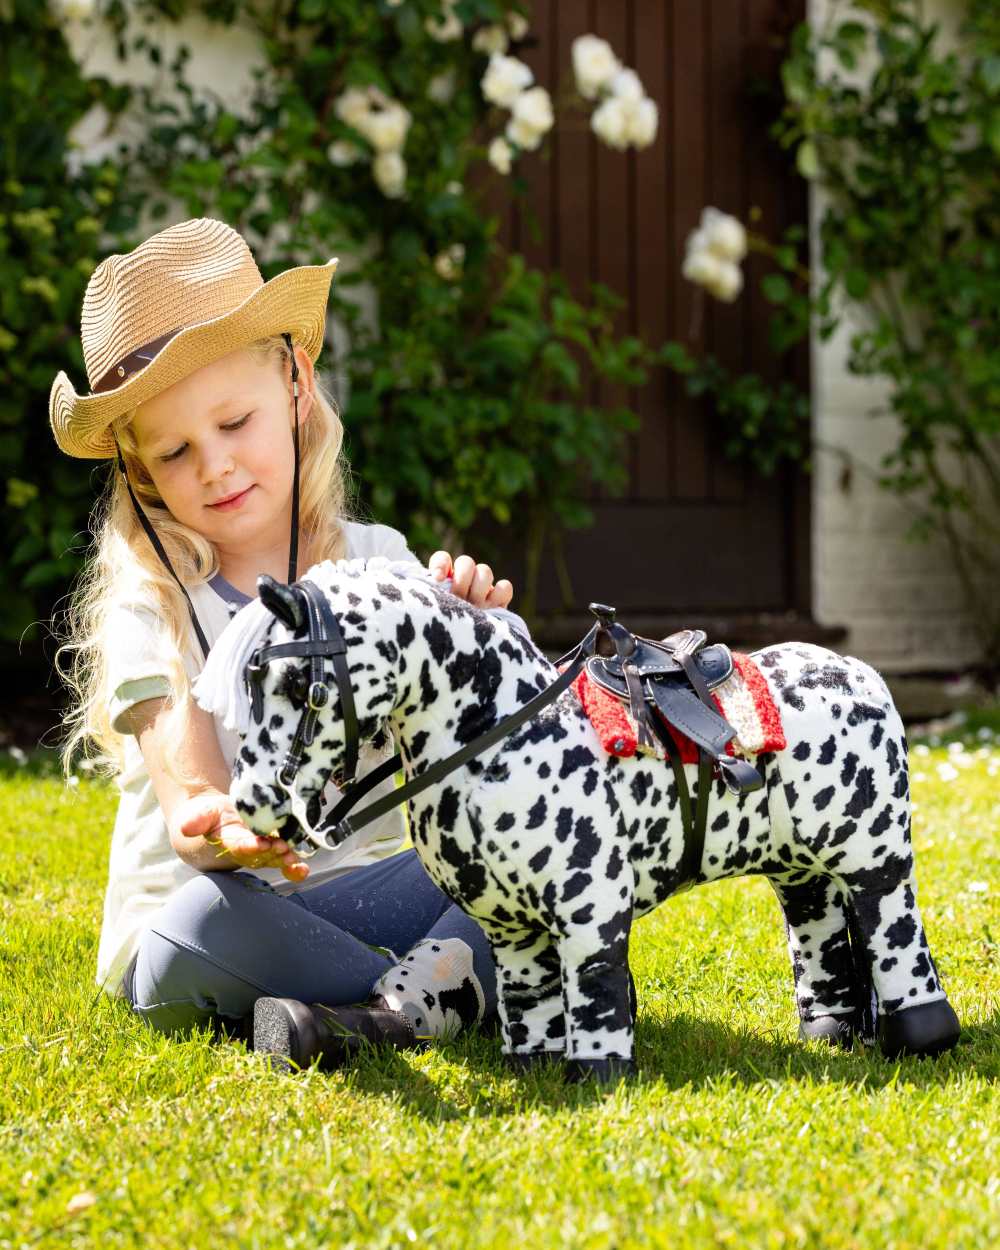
(193, 560, 407, 838)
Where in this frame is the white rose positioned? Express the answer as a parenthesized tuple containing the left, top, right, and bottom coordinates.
(506, 116, 544, 152)
(481, 53, 534, 108)
(700, 207, 748, 263)
(427, 69, 456, 104)
(506, 12, 529, 41)
(327, 140, 365, 167)
(426, 1, 463, 43)
(511, 86, 553, 136)
(488, 135, 514, 174)
(625, 96, 658, 149)
(434, 244, 466, 281)
(507, 12, 529, 41)
(572, 34, 621, 101)
(682, 247, 723, 286)
(704, 260, 744, 302)
(685, 228, 711, 258)
(590, 96, 630, 150)
(609, 68, 644, 103)
(365, 85, 392, 110)
(472, 25, 509, 56)
(373, 151, 407, 198)
(55, 0, 96, 17)
(357, 102, 411, 153)
(334, 87, 372, 130)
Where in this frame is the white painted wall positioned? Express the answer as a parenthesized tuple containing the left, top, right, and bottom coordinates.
(63, 3, 986, 672)
(808, 0, 984, 671)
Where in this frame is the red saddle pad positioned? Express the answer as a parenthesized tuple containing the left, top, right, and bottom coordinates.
(570, 652, 786, 764)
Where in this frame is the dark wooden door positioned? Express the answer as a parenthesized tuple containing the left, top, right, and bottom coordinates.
(485, 0, 813, 640)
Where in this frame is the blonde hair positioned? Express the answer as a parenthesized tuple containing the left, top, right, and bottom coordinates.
(54, 335, 352, 780)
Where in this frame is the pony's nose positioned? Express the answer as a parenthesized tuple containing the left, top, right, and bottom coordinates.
(278, 813, 303, 846)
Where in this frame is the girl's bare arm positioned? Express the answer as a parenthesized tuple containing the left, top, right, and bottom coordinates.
(125, 696, 308, 880)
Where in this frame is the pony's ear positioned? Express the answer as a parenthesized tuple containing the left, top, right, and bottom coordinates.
(257, 574, 305, 631)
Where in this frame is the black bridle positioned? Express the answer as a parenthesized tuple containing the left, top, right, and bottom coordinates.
(246, 580, 360, 790)
(244, 580, 605, 856)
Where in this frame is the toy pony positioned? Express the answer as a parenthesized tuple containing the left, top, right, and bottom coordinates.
(194, 559, 960, 1080)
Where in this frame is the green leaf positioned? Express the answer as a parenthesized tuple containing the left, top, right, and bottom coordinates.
(761, 273, 792, 305)
(987, 110, 1000, 157)
(980, 56, 1000, 96)
(796, 139, 819, 180)
(659, 340, 695, 373)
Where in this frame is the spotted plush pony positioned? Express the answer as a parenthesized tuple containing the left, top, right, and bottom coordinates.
(194, 559, 961, 1080)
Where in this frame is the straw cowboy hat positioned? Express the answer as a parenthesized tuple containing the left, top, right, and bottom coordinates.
(49, 217, 339, 459)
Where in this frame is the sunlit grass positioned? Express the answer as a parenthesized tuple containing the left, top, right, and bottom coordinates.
(1, 712, 997, 1249)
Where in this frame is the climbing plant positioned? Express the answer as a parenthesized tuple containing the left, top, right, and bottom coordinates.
(6, 0, 653, 628)
(660, 0, 1000, 660)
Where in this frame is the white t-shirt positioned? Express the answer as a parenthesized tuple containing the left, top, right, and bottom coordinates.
(96, 521, 419, 993)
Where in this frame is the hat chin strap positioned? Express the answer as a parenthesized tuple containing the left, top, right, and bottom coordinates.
(117, 332, 304, 662)
(284, 332, 301, 585)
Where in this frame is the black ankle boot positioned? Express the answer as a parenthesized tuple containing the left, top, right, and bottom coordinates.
(253, 995, 418, 1072)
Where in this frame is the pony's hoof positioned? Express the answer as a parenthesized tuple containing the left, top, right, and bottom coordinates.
(504, 1050, 564, 1073)
(566, 1056, 636, 1084)
(799, 1014, 856, 1048)
(878, 998, 961, 1059)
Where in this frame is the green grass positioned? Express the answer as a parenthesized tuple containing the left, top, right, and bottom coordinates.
(1, 715, 998, 1250)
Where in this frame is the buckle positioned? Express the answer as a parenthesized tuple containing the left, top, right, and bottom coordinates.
(307, 681, 329, 710)
(322, 818, 354, 848)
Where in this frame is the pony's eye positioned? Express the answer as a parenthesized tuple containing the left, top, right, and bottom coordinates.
(278, 665, 310, 705)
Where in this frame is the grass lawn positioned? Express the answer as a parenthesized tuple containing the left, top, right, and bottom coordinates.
(1, 713, 997, 1249)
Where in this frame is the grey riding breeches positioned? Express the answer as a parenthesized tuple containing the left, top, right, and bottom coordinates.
(122, 849, 497, 1036)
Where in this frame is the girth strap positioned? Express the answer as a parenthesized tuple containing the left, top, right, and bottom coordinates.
(651, 715, 713, 890)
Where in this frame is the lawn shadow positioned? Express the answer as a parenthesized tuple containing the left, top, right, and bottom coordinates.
(336, 1045, 471, 1120)
(418, 1003, 1000, 1112)
(627, 1005, 999, 1091)
(101, 998, 997, 1121)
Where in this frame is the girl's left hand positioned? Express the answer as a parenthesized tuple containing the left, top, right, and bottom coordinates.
(428, 551, 514, 609)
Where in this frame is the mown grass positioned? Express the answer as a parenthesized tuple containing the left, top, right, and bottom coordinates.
(1, 714, 997, 1249)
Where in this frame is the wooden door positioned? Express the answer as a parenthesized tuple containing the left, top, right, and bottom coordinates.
(484, 0, 814, 642)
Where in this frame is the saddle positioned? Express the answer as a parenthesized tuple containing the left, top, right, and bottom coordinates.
(586, 604, 763, 887)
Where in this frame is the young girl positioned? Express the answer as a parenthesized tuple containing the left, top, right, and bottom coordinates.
(51, 216, 523, 1070)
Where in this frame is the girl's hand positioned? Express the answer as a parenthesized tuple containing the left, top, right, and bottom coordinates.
(175, 791, 310, 883)
(428, 551, 514, 609)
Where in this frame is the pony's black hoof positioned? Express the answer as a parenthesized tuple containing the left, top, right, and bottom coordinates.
(799, 1014, 857, 1048)
(566, 1056, 636, 1084)
(878, 998, 961, 1059)
(504, 1051, 564, 1073)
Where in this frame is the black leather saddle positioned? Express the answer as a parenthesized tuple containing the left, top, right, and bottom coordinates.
(585, 604, 763, 887)
(588, 629, 735, 758)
